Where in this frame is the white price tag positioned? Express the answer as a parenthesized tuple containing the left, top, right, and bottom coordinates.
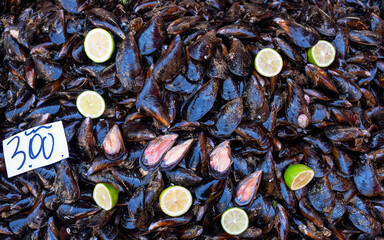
(2, 121, 69, 177)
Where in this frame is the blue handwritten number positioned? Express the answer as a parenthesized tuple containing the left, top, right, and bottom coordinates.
(42, 133, 54, 159)
(7, 136, 26, 170)
(7, 124, 55, 172)
(29, 134, 43, 159)
(28, 133, 55, 160)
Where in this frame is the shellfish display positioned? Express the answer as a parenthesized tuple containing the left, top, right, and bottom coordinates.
(1, 0, 384, 239)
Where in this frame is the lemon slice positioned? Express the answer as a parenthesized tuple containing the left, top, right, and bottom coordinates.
(254, 48, 283, 77)
(284, 164, 315, 191)
(76, 90, 105, 118)
(159, 186, 193, 217)
(84, 28, 115, 63)
(307, 40, 336, 67)
(221, 207, 249, 235)
(93, 183, 119, 210)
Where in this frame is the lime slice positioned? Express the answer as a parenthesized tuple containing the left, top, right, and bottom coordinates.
(254, 48, 283, 77)
(284, 164, 315, 191)
(221, 207, 249, 235)
(84, 28, 115, 63)
(159, 186, 193, 217)
(93, 183, 119, 210)
(76, 90, 105, 118)
(307, 40, 336, 67)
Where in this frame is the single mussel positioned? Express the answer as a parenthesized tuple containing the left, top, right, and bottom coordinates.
(27, 191, 48, 229)
(167, 16, 201, 35)
(305, 64, 338, 93)
(181, 78, 219, 122)
(299, 198, 326, 230)
(163, 167, 202, 187)
(208, 140, 233, 179)
(227, 38, 252, 77)
(186, 56, 205, 82)
(116, 31, 144, 92)
(188, 30, 216, 61)
(152, 34, 185, 83)
(206, 43, 229, 79)
(347, 206, 382, 235)
(273, 17, 319, 48)
(136, 70, 171, 128)
(54, 159, 80, 204)
(194, 178, 225, 204)
(127, 186, 150, 229)
(166, 74, 200, 95)
(286, 79, 311, 129)
(327, 171, 352, 192)
(160, 139, 195, 171)
(87, 155, 122, 175)
(349, 30, 383, 46)
(221, 76, 240, 101)
(235, 121, 273, 151)
(111, 168, 142, 193)
(328, 70, 362, 103)
(243, 75, 270, 123)
(121, 121, 156, 142)
(217, 24, 258, 39)
(56, 201, 101, 223)
(275, 204, 290, 240)
(136, 15, 166, 55)
(74, 117, 96, 162)
(102, 124, 127, 161)
(86, 8, 125, 39)
(148, 214, 193, 231)
(324, 125, 370, 142)
(4, 33, 26, 62)
(144, 170, 164, 209)
(303, 146, 329, 178)
(259, 151, 278, 195)
(214, 97, 243, 136)
(273, 37, 300, 62)
(353, 157, 381, 197)
(234, 170, 262, 207)
(32, 55, 62, 82)
(308, 176, 335, 214)
(180, 225, 204, 239)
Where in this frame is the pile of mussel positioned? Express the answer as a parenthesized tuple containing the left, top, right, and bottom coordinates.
(1, 0, 384, 239)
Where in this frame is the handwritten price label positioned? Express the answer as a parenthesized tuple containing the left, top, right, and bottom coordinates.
(2, 121, 69, 177)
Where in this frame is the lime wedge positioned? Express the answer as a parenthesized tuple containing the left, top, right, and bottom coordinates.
(93, 183, 119, 210)
(76, 90, 105, 119)
(284, 164, 315, 191)
(254, 48, 283, 77)
(221, 207, 249, 235)
(84, 28, 115, 63)
(159, 186, 193, 217)
(307, 40, 335, 67)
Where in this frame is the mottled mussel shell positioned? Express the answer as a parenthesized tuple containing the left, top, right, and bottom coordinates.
(1, 0, 384, 239)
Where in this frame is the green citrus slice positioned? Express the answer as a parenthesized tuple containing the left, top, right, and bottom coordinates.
(84, 28, 115, 63)
(254, 48, 283, 77)
(221, 207, 249, 235)
(76, 90, 105, 118)
(284, 164, 315, 191)
(307, 40, 336, 67)
(159, 186, 193, 217)
(93, 183, 119, 210)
